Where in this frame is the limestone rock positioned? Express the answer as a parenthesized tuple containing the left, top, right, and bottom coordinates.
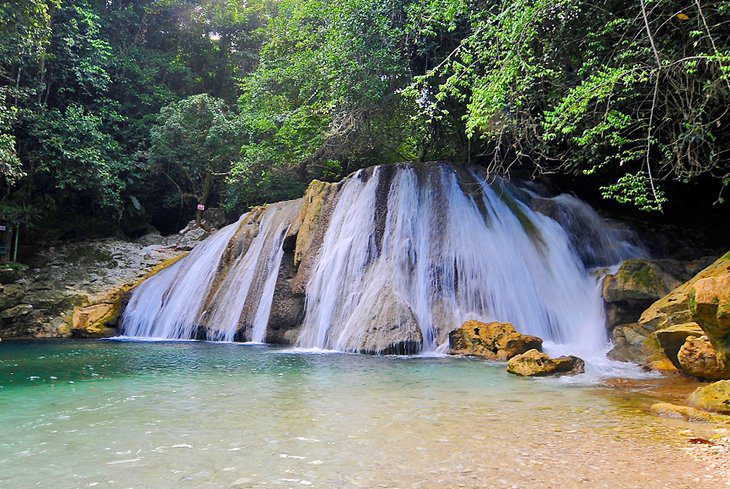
(0, 283, 24, 310)
(607, 323, 653, 363)
(690, 269, 730, 364)
(449, 320, 543, 361)
(506, 349, 585, 376)
(650, 322, 705, 369)
(603, 259, 676, 303)
(71, 302, 119, 338)
(688, 380, 730, 414)
(0, 303, 33, 320)
(602, 259, 703, 327)
(640, 251, 730, 331)
(348, 292, 423, 354)
(677, 336, 730, 380)
(290, 180, 341, 294)
(650, 402, 730, 424)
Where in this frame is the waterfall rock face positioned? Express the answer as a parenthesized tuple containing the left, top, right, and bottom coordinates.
(121, 162, 643, 355)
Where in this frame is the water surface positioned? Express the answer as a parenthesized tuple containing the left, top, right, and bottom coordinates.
(0, 340, 721, 488)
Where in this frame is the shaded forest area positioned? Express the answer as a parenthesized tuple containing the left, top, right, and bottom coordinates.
(1, 0, 728, 247)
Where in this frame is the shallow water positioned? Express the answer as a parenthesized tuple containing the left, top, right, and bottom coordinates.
(0, 340, 722, 488)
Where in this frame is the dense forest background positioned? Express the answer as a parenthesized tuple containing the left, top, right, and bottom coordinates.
(1, 0, 728, 243)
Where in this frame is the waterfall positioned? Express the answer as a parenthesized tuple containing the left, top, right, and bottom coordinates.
(120, 162, 643, 358)
(121, 200, 301, 341)
(296, 164, 641, 355)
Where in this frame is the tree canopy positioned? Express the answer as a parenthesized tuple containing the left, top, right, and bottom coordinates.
(1, 0, 728, 239)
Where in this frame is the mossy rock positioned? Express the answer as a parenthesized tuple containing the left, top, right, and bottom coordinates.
(646, 322, 704, 370)
(602, 259, 670, 303)
(688, 380, 730, 414)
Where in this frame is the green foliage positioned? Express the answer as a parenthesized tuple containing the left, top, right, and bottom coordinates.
(410, 0, 730, 210)
(148, 94, 242, 212)
(2, 0, 729, 242)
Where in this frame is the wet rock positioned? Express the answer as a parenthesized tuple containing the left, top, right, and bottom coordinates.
(264, 249, 304, 345)
(677, 336, 730, 381)
(607, 323, 653, 363)
(449, 320, 543, 361)
(603, 259, 676, 303)
(348, 291, 423, 354)
(290, 179, 341, 294)
(506, 349, 585, 376)
(602, 259, 695, 328)
(650, 402, 730, 423)
(688, 380, 730, 414)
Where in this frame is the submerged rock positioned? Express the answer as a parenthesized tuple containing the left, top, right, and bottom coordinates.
(650, 402, 730, 424)
(506, 349, 585, 377)
(688, 380, 730, 414)
(449, 320, 542, 361)
(677, 336, 730, 381)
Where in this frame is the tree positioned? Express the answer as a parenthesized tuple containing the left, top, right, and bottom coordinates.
(147, 93, 242, 226)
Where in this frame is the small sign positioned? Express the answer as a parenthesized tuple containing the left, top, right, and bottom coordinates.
(197, 203, 205, 211)
(0, 225, 6, 232)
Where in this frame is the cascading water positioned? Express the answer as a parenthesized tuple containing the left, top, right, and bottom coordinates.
(121, 200, 301, 341)
(296, 164, 642, 359)
(120, 162, 644, 368)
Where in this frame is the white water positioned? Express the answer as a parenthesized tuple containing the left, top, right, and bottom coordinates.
(297, 164, 641, 358)
(121, 200, 300, 341)
(121, 216, 244, 339)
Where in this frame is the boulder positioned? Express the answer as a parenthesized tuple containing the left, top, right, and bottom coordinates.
(506, 349, 585, 377)
(690, 270, 730, 364)
(650, 322, 705, 369)
(650, 402, 730, 424)
(347, 291, 423, 354)
(688, 380, 730, 414)
(607, 323, 653, 363)
(640, 251, 729, 331)
(602, 259, 701, 327)
(677, 336, 730, 381)
(602, 259, 676, 303)
(71, 302, 119, 338)
(449, 320, 543, 361)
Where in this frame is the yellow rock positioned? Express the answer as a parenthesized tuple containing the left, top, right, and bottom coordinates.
(449, 320, 542, 361)
(506, 349, 585, 377)
(688, 380, 730, 414)
(677, 336, 730, 380)
(70, 253, 188, 337)
(650, 402, 730, 423)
